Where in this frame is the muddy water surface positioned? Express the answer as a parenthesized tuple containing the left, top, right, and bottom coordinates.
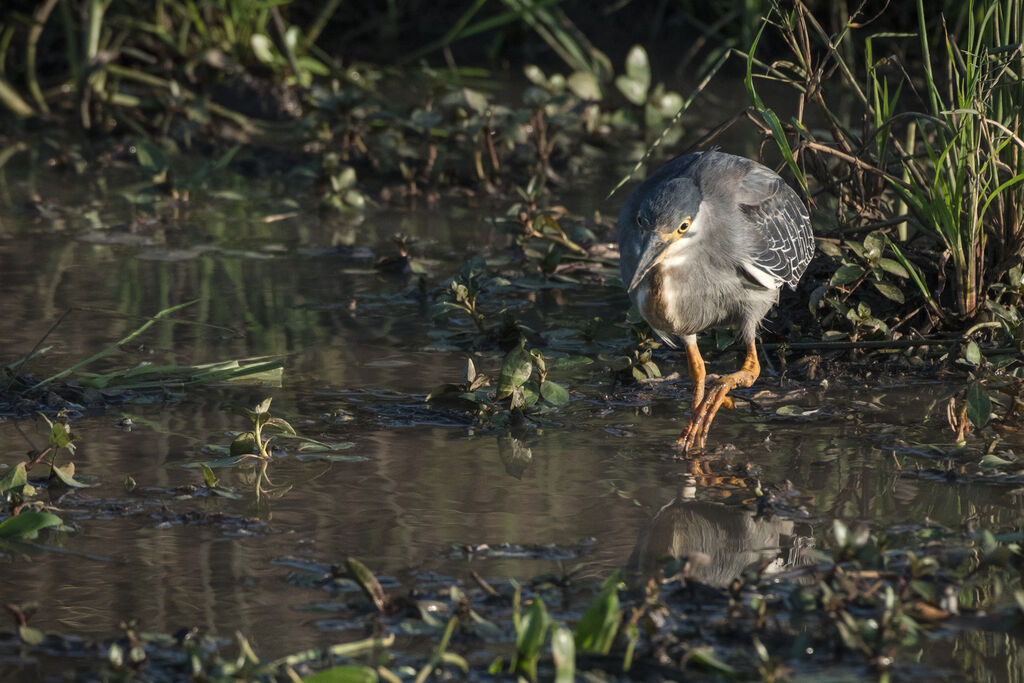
(1, 157, 1023, 680)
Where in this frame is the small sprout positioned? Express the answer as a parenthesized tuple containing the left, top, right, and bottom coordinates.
(346, 557, 388, 613)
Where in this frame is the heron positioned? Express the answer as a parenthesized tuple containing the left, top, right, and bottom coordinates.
(618, 149, 813, 452)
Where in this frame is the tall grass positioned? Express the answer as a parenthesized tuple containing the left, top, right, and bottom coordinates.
(0, 0, 343, 130)
(745, 0, 1024, 326)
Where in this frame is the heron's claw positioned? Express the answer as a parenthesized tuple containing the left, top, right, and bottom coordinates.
(675, 370, 755, 453)
(676, 382, 733, 452)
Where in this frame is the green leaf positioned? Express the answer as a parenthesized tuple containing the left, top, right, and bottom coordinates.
(574, 572, 621, 654)
(302, 665, 379, 683)
(284, 24, 301, 51)
(686, 646, 736, 674)
(49, 462, 89, 488)
(520, 382, 540, 408)
(462, 88, 488, 114)
(872, 281, 905, 303)
(230, 432, 258, 456)
(615, 76, 647, 106)
(265, 417, 297, 435)
(200, 463, 218, 487)
(878, 258, 910, 278)
(966, 382, 991, 428)
(468, 611, 504, 642)
(652, 90, 682, 118)
(496, 345, 534, 399)
(775, 404, 807, 416)
(623, 45, 650, 92)
(47, 421, 72, 450)
(512, 598, 550, 679)
(863, 231, 886, 261)
(0, 510, 63, 540)
(980, 453, 1013, 469)
(910, 579, 936, 601)
(346, 558, 387, 613)
(540, 380, 569, 406)
(964, 341, 981, 366)
(830, 264, 865, 286)
(250, 34, 276, 64)
(833, 519, 849, 548)
(552, 623, 575, 683)
(524, 64, 546, 86)
(566, 71, 601, 100)
(760, 108, 807, 195)
(0, 463, 30, 497)
(134, 139, 167, 181)
(19, 625, 44, 645)
(818, 240, 843, 257)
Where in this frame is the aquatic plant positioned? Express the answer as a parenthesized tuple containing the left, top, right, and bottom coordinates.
(0, 413, 81, 542)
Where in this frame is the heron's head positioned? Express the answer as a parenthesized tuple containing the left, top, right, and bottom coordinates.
(627, 177, 703, 293)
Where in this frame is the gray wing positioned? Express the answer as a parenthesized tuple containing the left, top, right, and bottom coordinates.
(735, 166, 813, 290)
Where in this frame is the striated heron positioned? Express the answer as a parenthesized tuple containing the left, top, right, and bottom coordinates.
(618, 149, 813, 452)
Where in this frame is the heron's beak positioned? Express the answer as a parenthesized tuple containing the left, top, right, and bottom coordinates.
(628, 233, 673, 293)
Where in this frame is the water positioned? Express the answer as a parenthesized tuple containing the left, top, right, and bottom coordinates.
(1, 151, 1022, 681)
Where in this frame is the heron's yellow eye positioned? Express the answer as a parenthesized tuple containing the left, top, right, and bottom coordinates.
(636, 214, 643, 227)
(677, 218, 692, 235)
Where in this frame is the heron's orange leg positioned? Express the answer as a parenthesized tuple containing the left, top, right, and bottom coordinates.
(684, 338, 706, 410)
(677, 340, 760, 453)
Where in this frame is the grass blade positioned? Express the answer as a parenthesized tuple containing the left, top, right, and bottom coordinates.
(29, 300, 198, 391)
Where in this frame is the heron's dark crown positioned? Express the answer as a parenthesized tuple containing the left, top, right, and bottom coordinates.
(636, 177, 702, 234)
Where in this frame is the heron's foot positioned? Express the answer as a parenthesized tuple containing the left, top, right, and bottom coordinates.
(675, 369, 756, 453)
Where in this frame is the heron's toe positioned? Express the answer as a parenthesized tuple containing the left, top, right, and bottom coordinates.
(676, 383, 733, 453)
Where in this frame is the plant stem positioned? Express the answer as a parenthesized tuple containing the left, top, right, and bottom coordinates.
(26, 0, 60, 115)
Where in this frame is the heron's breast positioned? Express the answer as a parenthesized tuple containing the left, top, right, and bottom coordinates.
(636, 266, 678, 333)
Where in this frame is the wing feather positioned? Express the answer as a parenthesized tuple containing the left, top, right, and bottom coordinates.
(735, 167, 813, 290)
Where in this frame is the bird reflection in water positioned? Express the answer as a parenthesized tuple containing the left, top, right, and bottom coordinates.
(627, 485, 813, 588)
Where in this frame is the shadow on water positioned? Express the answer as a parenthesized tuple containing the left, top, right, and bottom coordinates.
(2, 145, 1024, 681)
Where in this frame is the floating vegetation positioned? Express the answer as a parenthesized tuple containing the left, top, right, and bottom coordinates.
(0, 413, 80, 542)
(6, 503, 1024, 681)
(1, 301, 285, 417)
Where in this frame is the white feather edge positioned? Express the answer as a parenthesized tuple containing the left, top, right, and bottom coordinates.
(741, 261, 785, 290)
